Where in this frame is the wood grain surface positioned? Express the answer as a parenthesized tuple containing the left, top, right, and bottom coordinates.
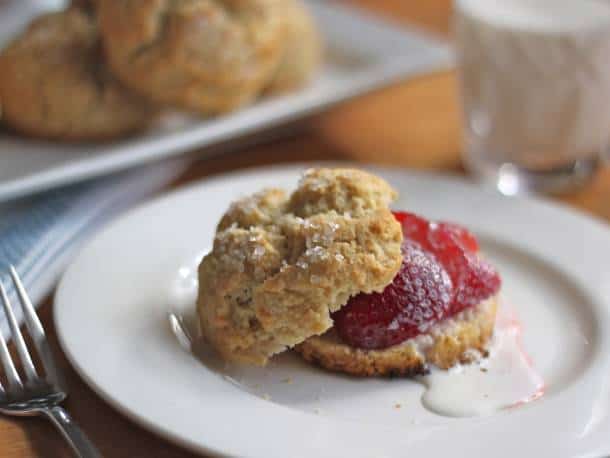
(2, 0, 610, 456)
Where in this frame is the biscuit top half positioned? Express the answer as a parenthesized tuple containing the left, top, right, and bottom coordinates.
(197, 168, 403, 365)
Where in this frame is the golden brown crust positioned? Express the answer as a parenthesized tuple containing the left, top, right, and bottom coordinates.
(289, 168, 398, 217)
(96, 0, 288, 114)
(266, 0, 322, 93)
(197, 168, 403, 366)
(295, 297, 498, 377)
(0, 9, 154, 141)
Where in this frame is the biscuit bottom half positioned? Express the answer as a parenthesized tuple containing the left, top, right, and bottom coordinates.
(294, 296, 498, 377)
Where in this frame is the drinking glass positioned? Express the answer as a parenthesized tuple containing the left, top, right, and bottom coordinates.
(455, 0, 610, 195)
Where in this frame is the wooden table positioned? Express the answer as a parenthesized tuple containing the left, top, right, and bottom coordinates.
(3, 1, 610, 456)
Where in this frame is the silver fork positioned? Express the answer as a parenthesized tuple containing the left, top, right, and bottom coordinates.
(0, 266, 101, 457)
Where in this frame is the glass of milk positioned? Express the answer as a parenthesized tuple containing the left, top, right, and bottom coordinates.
(455, 0, 610, 195)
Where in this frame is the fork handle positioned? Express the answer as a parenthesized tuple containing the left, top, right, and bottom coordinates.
(43, 406, 102, 458)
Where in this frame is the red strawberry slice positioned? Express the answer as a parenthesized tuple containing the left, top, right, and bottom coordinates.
(332, 212, 500, 349)
(436, 222, 479, 253)
(393, 211, 498, 313)
(392, 211, 429, 246)
(392, 211, 479, 253)
(332, 241, 452, 350)
(428, 224, 500, 314)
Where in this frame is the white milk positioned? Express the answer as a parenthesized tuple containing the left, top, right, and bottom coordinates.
(455, 0, 610, 169)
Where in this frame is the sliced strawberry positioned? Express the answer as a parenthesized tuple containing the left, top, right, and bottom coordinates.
(333, 211, 500, 350)
(392, 211, 430, 248)
(428, 225, 500, 314)
(453, 256, 501, 313)
(333, 241, 452, 350)
(392, 211, 479, 253)
(393, 211, 496, 313)
(436, 222, 479, 253)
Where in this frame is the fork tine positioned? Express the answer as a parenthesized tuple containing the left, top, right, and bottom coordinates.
(10, 266, 63, 387)
(0, 285, 23, 390)
(0, 334, 20, 391)
(0, 278, 38, 384)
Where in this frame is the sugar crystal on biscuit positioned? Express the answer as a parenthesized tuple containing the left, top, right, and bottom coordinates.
(305, 245, 329, 263)
(252, 245, 265, 260)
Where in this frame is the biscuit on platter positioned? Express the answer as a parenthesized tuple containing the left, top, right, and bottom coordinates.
(0, 9, 154, 141)
(97, 0, 288, 114)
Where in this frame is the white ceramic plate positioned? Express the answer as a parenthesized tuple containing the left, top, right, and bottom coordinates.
(55, 164, 610, 457)
(0, 0, 452, 202)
